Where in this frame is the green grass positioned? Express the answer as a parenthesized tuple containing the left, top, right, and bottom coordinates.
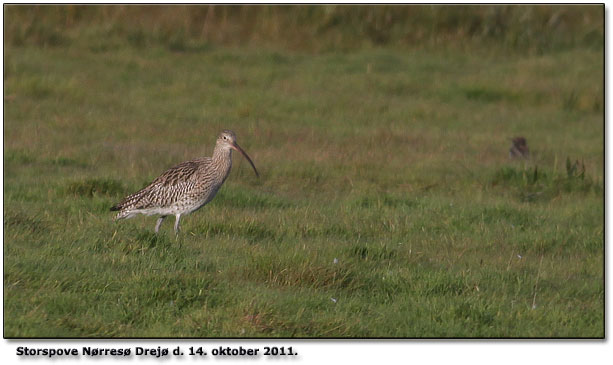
(3, 7, 603, 338)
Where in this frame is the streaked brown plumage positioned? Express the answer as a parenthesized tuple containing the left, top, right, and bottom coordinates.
(509, 137, 529, 158)
(111, 130, 258, 234)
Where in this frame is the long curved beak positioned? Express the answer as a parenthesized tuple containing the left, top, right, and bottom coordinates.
(231, 142, 259, 178)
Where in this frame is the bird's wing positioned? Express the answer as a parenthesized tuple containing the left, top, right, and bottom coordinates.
(112, 158, 209, 211)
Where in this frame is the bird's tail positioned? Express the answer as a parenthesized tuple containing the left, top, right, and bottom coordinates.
(111, 188, 148, 220)
(112, 209, 135, 220)
(110, 203, 132, 220)
(110, 203, 125, 220)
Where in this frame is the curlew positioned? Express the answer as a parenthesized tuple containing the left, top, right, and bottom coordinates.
(509, 136, 529, 158)
(111, 130, 259, 234)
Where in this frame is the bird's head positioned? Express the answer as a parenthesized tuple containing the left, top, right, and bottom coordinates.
(216, 130, 259, 177)
(511, 137, 527, 147)
(217, 130, 238, 149)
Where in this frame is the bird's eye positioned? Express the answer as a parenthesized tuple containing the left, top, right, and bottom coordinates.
(223, 136, 227, 140)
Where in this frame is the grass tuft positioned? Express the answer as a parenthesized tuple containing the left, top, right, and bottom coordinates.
(4, 211, 49, 234)
(66, 178, 124, 198)
(490, 162, 600, 202)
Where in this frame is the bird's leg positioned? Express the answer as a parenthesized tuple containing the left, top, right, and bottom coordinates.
(174, 214, 182, 236)
(155, 216, 167, 234)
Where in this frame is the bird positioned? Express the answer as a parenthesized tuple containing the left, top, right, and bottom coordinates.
(110, 130, 259, 235)
(509, 137, 529, 158)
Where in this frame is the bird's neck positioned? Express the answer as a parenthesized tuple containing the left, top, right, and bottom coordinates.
(212, 146, 233, 175)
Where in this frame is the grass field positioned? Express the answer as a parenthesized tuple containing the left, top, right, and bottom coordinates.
(3, 5, 604, 338)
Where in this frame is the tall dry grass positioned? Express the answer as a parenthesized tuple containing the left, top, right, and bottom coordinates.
(4, 4, 603, 52)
